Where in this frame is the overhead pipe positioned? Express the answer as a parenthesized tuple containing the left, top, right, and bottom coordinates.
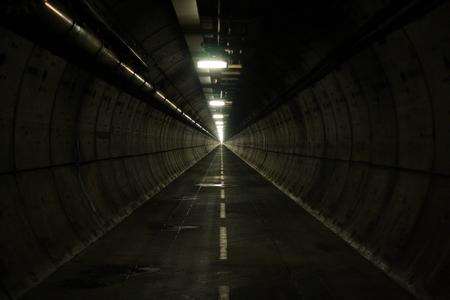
(76, 0, 149, 71)
(0, 0, 213, 137)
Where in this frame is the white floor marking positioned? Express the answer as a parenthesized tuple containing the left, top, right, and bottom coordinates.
(218, 150, 229, 297)
(220, 203, 226, 219)
(196, 183, 224, 187)
(219, 226, 228, 260)
(218, 285, 230, 300)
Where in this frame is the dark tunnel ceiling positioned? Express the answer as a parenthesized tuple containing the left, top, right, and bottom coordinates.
(77, 0, 217, 134)
(196, 0, 374, 137)
(195, 0, 442, 138)
(81, 0, 442, 139)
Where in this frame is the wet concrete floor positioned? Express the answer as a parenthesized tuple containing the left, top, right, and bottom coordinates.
(23, 146, 412, 299)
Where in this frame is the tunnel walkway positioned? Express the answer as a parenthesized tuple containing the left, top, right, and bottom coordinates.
(23, 146, 412, 299)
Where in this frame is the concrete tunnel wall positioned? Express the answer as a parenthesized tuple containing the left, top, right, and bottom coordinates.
(0, 28, 217, 299)
(226, 3, 450, 300)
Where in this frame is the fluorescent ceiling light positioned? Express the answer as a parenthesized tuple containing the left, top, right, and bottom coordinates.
(156, 91, 165, 100)
(215, 121, 224, 125)
(197, 60, 227, 69)
(213, 114, 224, 119)
(209, 100, 225, 107)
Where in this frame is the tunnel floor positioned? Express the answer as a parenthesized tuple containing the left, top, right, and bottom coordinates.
(23, 146, 412, 300)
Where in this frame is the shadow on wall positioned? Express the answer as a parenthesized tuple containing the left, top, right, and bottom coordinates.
(226, 3, 450, 300)
(0, 28, 217, 299)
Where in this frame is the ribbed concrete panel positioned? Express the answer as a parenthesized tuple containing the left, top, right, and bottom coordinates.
(50, 65, 91, 165)
(14, 48, 66, 170)
(51, 166, 105, 242)
(16, 170, 84, 262)
(0, 175, 54, 297)
(0, 33, 33, 173)
(226, 3, 450, 299)
(0, 27, 217, 299)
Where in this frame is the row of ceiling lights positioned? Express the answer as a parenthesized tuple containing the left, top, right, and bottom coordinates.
(172, 0, 245, 143)
(197, 59, 228, 142)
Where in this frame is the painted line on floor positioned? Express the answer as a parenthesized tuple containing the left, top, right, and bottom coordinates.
(219, 226, 228, 260)
(220, 203, 226, 219)
(218, 150, 229, 297)
(218, 285, 230, 300)
(196, 183, 224, 187)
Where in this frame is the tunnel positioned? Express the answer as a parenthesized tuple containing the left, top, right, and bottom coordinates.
(0, 0, 449, 299)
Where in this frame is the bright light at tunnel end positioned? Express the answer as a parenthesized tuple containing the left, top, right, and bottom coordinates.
(197, 60, 228, 69)
(216, 121, 224, 143)
(217, 128, 224, 143)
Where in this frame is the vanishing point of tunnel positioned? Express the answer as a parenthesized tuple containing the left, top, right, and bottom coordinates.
(0, 1, 449, 299)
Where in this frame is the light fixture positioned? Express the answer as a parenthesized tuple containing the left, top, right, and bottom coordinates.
(215, 121, 224, 125)
(213, 114, 224, 119)
(44, 1, 72, 24)
(197, 59, 227, 69)
(209, 100, 225, 107)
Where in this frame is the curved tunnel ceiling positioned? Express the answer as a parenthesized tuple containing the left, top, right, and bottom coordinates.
(83, 0, 217, 133)
(195, 0, 446, 138)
